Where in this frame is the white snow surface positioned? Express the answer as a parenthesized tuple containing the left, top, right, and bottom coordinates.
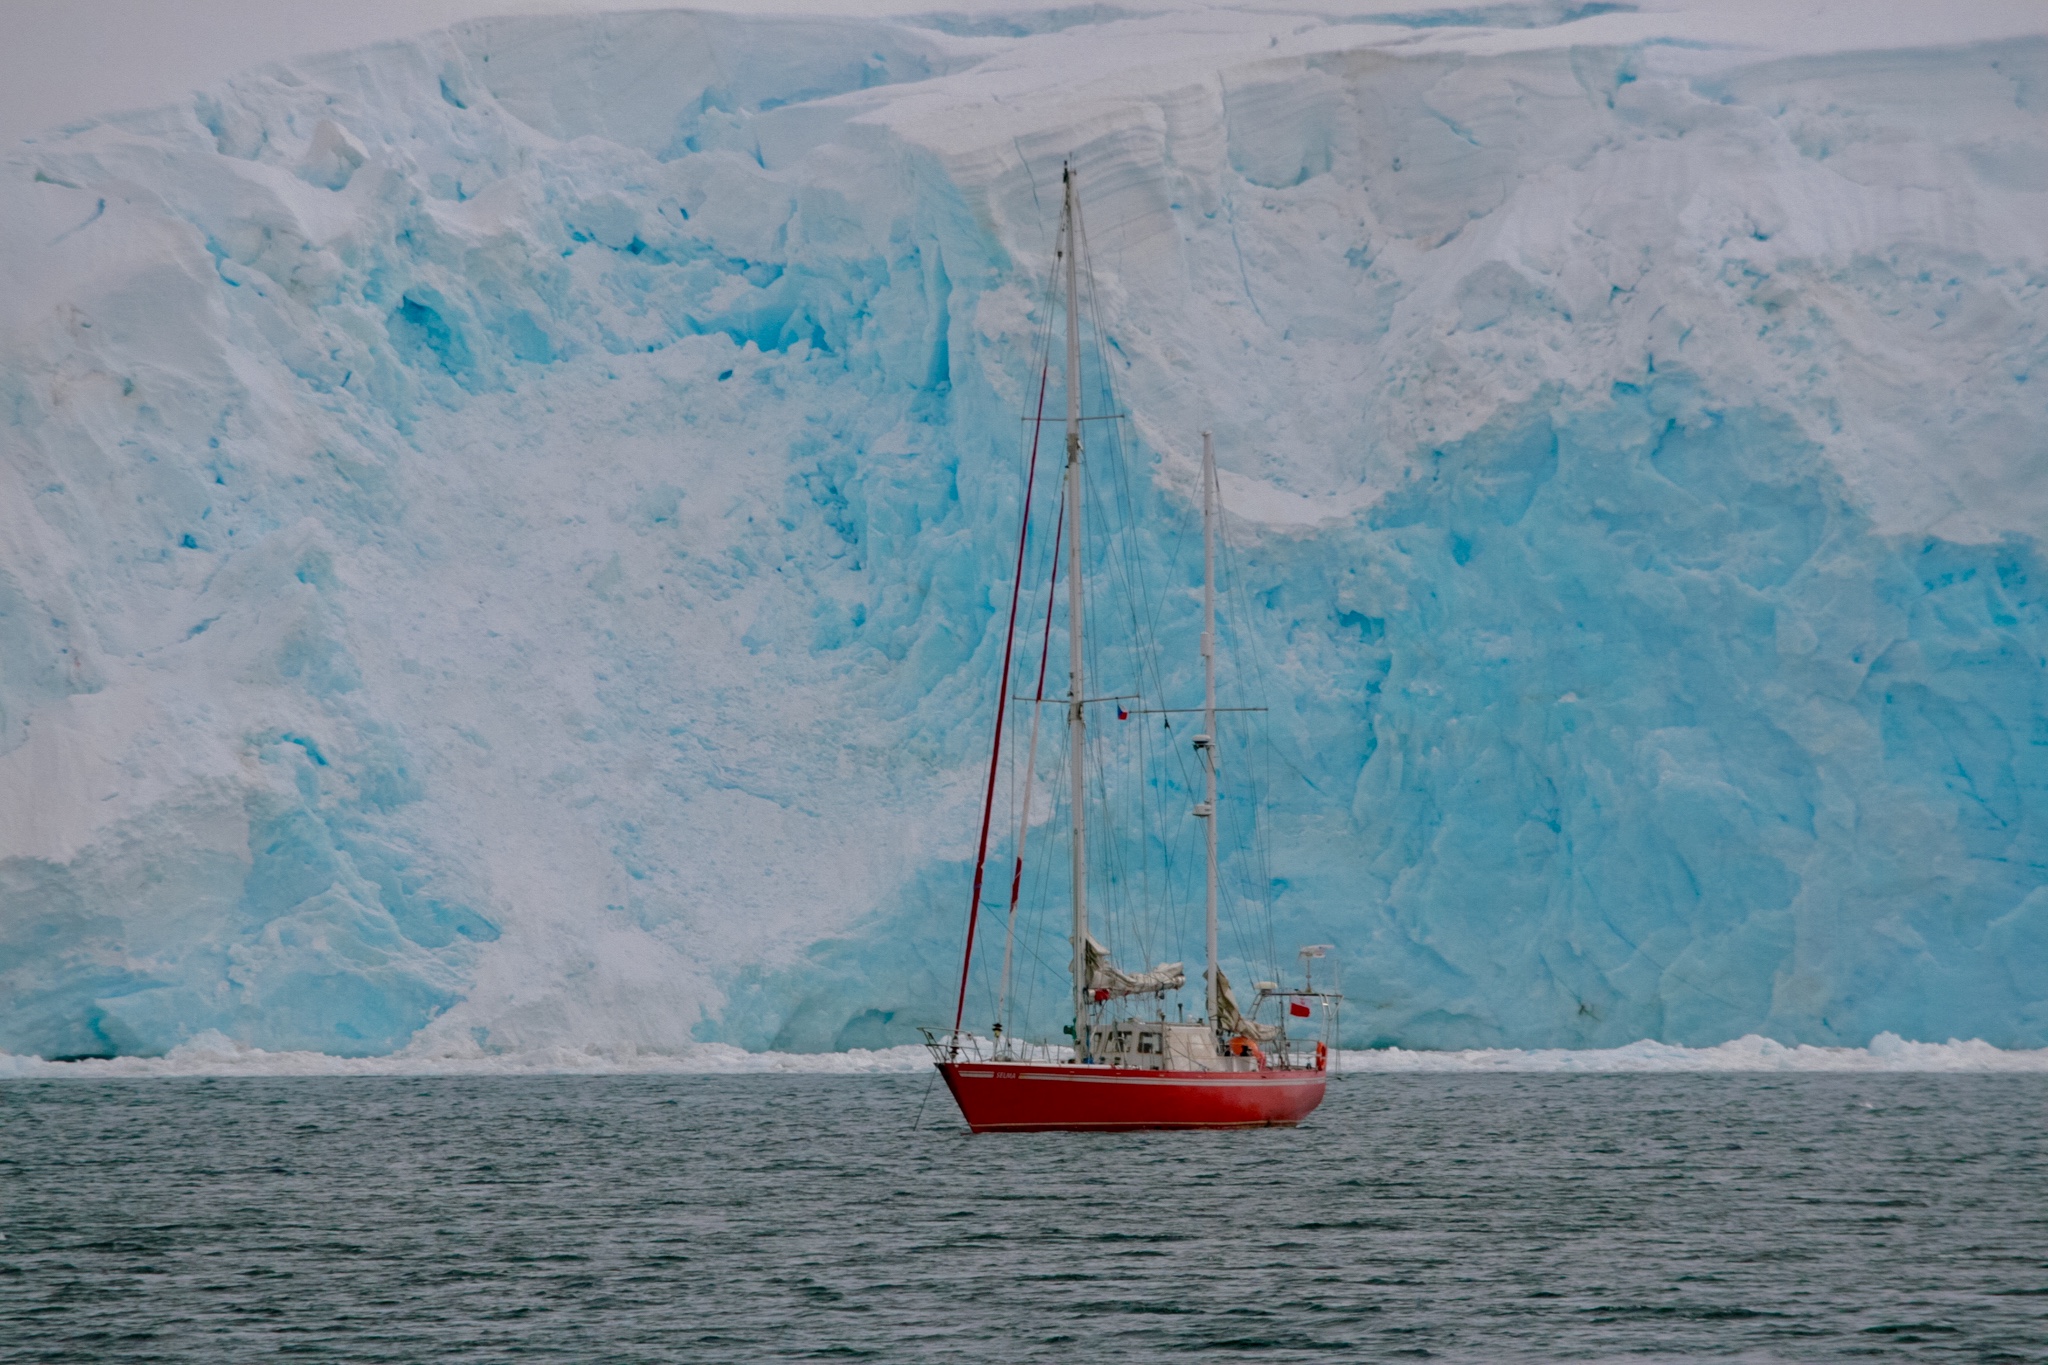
(0, 1031, 936, 1078)
(4, 0, 2048, 1061)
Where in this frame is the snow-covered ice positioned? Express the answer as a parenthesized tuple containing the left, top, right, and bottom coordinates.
(3, 0, 2047, 1061)
(0, 1032, 938, 1079)
(4, 1031, 2043, 1079)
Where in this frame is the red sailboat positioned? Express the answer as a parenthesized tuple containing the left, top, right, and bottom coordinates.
(926, 167, 1338, 1132)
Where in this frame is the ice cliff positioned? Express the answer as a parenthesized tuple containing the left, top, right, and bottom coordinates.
(3, 1, 2046, 1058)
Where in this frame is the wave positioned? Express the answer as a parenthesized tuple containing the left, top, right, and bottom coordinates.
(4, 1031, 2045, 1079)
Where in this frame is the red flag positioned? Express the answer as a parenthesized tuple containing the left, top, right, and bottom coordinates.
(1289, 1000, 1312, 1017)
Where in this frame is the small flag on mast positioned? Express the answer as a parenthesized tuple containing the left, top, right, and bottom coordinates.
(1289, 1000, 1313, 1017)
(1116, 704, 1129, 720)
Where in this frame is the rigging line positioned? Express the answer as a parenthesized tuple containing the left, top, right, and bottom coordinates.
(1196, 461, 1278, 982)
(1072, 226, 1184, 963)
(1000, 243, 1062, 897)
(1156, 489, 1200, 932)
(1104, 699, 1154, 967)
(1224, 810, 1267, 979)
(1248, 729, 1279, 977)
(1128, 633, 1172, 966)
(997, 481, 1064, 1037)
(1217, 501, 1285, 976)
(950, 355, 1053, 1047)
(1075, 212, 1147, 693)
(1008, 756, 1054, 1036)
(1099, 436, 1168, 956)
(1213, 558, 1274, 978)
(976, 211, 1067, 1025)
(1015, 138, 1049, 253)
(1230, 666, 1279, 980)
(1002, 273, 1056, 808)
(1075, 453, 1143, 964)
(1017, 737, 1069, 1034)
(1080, 280, 1208, 976)
(1198, 480, 1244, 974)
(1212, 714, 1264, 978)
(1070, 495, 1133, 974)
(1073, 240, 1196, 847)
(1063, 180, 1207, 995)
(1072, 421, 1161, 959)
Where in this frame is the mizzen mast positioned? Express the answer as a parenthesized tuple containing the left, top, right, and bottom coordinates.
(1199, 430, 1220, 1029)
(1062, 167, 1090, 1058)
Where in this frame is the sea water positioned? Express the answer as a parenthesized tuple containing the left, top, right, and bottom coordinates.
(2, 1073, 2043, 1361)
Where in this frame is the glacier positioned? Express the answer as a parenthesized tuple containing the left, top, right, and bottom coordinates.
(3, 0, 2047, 1061)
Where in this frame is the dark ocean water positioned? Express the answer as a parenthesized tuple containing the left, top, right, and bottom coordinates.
(1, 1072, 2044, 1362)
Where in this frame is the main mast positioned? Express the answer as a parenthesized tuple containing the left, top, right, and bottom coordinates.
(1063, 168, 1089, 1058)
(1201, 431, 1219, 1027)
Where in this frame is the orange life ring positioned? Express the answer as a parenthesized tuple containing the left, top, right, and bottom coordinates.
(1228, 1035, 1254, 1056)
(1315, 1040, 1328, 1071)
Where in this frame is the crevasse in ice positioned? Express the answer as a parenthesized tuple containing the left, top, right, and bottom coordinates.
(2, 4, 2046, 1058)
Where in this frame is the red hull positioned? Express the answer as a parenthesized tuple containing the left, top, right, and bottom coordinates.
(937, 1060, 1327, 1132)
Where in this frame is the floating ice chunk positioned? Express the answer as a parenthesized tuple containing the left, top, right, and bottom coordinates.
(1341, 1035, 2048, 1073)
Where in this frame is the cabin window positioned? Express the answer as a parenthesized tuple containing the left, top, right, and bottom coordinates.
(1137, 1032, 1161, 1054)
(1111, 1030, 1134, 1052)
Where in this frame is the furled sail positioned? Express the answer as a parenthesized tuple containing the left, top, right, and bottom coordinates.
(1214, 968, 1280, 1042)
(1085, 936, 1186, 998)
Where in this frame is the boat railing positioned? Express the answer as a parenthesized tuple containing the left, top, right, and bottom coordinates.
(919, 1028, 1072, 1065)
(1252, 988, 1344, 1073)
(921, 1022, 1338, 1073)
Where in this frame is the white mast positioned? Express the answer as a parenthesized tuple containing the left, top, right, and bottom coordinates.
(1200, 430, 1219, 1027)
(1063, 168, 1089, 1058)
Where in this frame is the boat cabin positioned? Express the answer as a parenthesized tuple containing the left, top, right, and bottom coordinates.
(1086, 1021, 1253, 1072)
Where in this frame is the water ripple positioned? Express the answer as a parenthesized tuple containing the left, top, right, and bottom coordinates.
(0, 1074, 2043, 1361)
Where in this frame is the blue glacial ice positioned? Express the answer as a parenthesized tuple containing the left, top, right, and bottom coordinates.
(1, 3, 2046, 1058)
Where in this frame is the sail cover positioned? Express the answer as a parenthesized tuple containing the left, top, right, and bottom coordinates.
(1214, 968, 1281, 1041)
(1085, 937, 1186, 997)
